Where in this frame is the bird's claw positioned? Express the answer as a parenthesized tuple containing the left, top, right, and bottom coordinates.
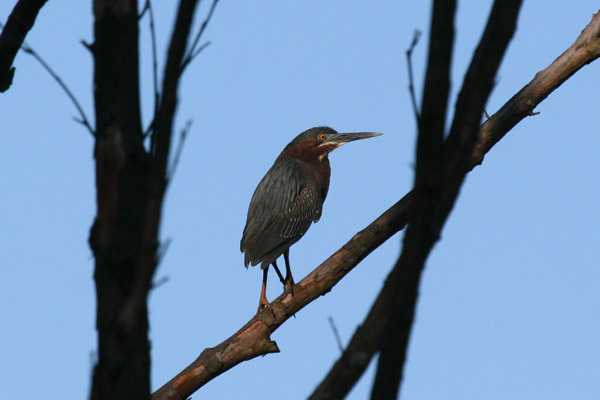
(257, 298, 276, 318)
(284, 278, 295, 296)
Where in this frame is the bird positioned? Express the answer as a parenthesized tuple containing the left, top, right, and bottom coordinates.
(241, 126, 381, 313)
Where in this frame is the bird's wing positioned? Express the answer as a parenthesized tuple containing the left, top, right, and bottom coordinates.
(241, 158, 322, 264)
(271, 179, 322, 239)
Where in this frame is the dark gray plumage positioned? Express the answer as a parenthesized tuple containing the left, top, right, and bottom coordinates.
(241, 126, 381, 312)
(241, 157, 326, 269)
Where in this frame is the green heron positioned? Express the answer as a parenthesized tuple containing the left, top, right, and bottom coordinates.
(241, 126, 381, 313)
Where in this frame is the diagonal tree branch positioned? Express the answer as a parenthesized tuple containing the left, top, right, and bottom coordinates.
(471, 9, 600, 169)
(312, 6, 600, 400)
(0, 0, 48, 92)
(153, 9, 600, 400)
(371, 0, 459, 397)
(0, 16, 95, 135)
(146, 114, 443, 400)
(152, 193, 413, 400)
(443, 0, 523, 201)
(372, 2, 523, 399)
(20, 43, 95, 135)
(150, 0, 198, 158)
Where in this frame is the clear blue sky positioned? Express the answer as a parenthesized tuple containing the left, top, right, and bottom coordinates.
(1, 1, 599, 399)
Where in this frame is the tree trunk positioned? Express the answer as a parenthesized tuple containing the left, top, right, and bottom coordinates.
(89, 1, 151, 399)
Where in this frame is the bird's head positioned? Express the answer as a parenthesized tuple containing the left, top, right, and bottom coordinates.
(278, 126, 382, 162)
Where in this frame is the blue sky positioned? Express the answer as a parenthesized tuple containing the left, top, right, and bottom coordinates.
(1, 1, 599, 399)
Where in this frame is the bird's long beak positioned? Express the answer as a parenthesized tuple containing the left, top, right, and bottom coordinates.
(322, 131, 382, 146)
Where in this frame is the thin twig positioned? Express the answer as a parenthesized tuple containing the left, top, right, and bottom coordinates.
(80, 40, 93, 53)
(21, 42, 95, 136)
(150, 239, 171, 288)
(150, 0, 201, 158)
(142, 0, 160, 138)
(138, 0, 149, 19)
(151, 275, 170, 290)
(180, 0, 219, 73)
(157, 237, 172, 265)
(189, 40, 211, 62)
(328, 316, 344, 353)
(406, 30, 422, 124)
(167, 120, 192, 183)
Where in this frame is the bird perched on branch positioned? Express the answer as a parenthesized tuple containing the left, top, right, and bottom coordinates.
(241, 126, 381, 313)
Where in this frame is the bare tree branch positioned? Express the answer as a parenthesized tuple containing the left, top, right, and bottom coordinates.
(142, 0, 160, 138)
(471, 9, 600, 169)
(444, 0, 523, 186)
(372, 2, 523, 399)
(188, 40, 211, 62)
(370, 0, 459, 397)
(0, 17, 95, 135)
(328, 316, 344, 354)
(152, 10, 600, 399)
(90, 1, 219, 398)
(20, 43, 95, 136)
(152, 193, 413, 400)
(406, 30, 422, 124)
(180, 0, 219, 73)
(0, 0, 47, 92)
(124, 0, 202, 350)
(311, 6, 600, 400)
(167, 119, 192, 183)
(150, 0, 197, 157)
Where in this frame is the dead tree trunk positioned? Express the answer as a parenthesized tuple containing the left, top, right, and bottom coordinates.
(89, 1, 150, 399)
(88, 0, 207, 398)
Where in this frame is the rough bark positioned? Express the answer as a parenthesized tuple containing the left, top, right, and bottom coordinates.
(89, 0, 201, 399)
(0, 0, 48, 92)
(89, 1, 149, 399)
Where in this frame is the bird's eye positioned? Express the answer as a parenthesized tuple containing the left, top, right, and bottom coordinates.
(318, 134, 327, 141)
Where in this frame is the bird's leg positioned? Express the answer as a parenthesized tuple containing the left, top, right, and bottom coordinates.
(283, 250, 295, 295)
(272, 260, 286, 286)
(257, 267, 272, 314)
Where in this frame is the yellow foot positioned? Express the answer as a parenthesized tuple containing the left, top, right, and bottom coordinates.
(257, 297, 276, 317)
(257, 297, 270, 313)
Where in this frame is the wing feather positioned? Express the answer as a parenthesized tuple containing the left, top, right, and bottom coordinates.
(241, 158, 323, 267)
